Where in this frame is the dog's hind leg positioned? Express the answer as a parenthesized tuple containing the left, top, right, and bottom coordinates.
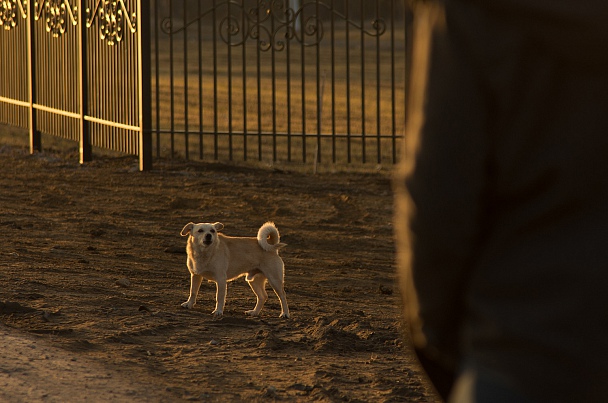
(265, 263, 290, 319)
(182, 273, 203, 309)
(245, 274, 268, 316)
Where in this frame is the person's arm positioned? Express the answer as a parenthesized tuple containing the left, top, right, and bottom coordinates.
(394, 2, 490, 397)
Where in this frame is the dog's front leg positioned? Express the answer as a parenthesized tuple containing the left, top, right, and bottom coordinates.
(181, 273, 203, 309)
(212, 279, 227, 317)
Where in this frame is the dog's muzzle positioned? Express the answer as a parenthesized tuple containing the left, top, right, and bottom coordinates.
(203, 234, 213, 246)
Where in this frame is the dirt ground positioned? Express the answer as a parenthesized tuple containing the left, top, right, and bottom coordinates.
(0, 144, 437, 402)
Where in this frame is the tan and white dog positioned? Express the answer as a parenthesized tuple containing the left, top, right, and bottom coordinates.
(180, 221, 290, 318)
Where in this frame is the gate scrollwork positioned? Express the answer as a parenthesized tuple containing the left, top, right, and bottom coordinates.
(0, 0, 27, 30)
(86, 0, 136, 45)
(35, 0, 78, 37)
(161, 0, 387, 52)
(0, 0, 137, 46)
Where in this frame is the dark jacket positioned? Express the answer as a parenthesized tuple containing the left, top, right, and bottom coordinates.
(395, 1, 608, 401)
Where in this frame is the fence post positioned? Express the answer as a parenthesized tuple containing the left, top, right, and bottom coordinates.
(78, 0, 92, 163)
(27, 0, 40, 153)
(137, 0, 152, 171)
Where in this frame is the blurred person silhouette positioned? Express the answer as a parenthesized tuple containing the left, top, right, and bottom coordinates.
(394, 0, 608, 402)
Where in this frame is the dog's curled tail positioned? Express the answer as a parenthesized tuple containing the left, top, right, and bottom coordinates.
(257, 222, 287, 252)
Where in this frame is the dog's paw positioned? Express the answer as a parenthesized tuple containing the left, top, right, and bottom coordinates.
(211, 309, 223, 317)
(181, 301, 194, 309)
(245, 309, 260, 317)
(279, 312, 290, 319)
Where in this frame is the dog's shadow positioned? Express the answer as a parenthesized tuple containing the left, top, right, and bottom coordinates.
(206, 315, 263, 327)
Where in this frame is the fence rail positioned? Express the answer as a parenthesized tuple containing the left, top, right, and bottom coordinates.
(1, 0, 407, 170)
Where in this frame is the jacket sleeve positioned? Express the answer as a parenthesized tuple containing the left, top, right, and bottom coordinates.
(394, 1, 490, 390)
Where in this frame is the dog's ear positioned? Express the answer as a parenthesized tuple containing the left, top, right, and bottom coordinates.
(180, 222, 194, 236)
(213, 222, 224, 232)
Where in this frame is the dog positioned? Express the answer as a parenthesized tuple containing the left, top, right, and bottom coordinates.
(180, 221, 290, 318)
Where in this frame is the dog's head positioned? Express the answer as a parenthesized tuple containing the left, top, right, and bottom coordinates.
(180, 222, 224, 247)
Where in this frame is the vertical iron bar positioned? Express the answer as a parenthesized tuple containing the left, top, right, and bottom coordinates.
(16, 10, 19, 125)
(286, 0, 292, 162)
(56, 25, 60, 136)
(28, 0, 40, 153)
(256, 8, 262, 160)
(18, 20, 22, 125)
(271, 6, 277, 161)
(227, 0, 233, 160)
(198, 0, 204, 159)
(404, 1, 410, 163)
(105, 27, 114, 149)
(134, 14, 139, 153)
(89, 13, 95, 147)
(120, 25, 125, 151)
(117, 41, 121, 148)
(376, 0, 381, 164)
(169, 0, 175, 157)
(138, 0, 153, 170)
(79, 0, 91, 163)
(360, 0, 366, 163)
(315, 0, 321, 163)
(183, 0, 189, 159)
(154, 0, 160, 157)
(330, 0, 336, 163)
(60, 25, 65, 137)
(41, 16, 44, 136)
(391, 0, 396, 163)
(242, 0, 247, 160)
(126, 8, 131, 152)
(42, 21, 47, 138)
(300, 1, 306, 163)
(127, 20, 132, 151)
(212, 0, 218, 159)
(127, 28, 131, 151)
(345, 0, 351, 162)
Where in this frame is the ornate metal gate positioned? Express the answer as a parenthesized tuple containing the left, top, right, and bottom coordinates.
(0, 0, 151, 170)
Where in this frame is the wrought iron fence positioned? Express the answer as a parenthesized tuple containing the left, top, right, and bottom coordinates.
(0, 0, 407, 170)
(151, 0, 407, 165)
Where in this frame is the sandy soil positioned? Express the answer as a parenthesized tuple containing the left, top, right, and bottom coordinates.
(0, 145, 437, 402)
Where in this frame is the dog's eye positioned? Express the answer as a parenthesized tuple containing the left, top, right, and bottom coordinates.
(197, 229, 204, 233)
(210, 229, 216, 233)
